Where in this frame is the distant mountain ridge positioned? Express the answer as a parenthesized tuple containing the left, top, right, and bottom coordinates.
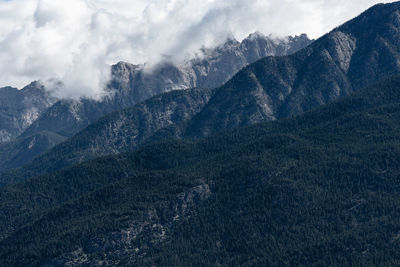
(0, 33, 312, 173)
(21, 33, 312, 140)
(0, 33, 310, 145)
(3, 2, 400, 182)
(0, 82, 56, 142)
(185, 2, 400, 137)
(4, 2, 400, 266)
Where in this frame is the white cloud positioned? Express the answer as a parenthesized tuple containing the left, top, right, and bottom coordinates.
(0, 0, 392, 99)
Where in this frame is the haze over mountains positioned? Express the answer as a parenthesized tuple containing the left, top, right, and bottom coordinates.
(2, 1, 400, 266)
(23, 33, 311, 140)
(3, 2, 400, 184)
(0, 33, 312, 173)
(0, 0, 386, 95)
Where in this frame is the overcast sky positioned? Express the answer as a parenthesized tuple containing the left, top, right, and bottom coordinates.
(0, 0, 393, 99)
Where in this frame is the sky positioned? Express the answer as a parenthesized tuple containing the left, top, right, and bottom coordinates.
(0, 0, 393, 99)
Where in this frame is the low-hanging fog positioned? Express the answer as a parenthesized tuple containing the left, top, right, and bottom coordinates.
(0, 0, 391, 99)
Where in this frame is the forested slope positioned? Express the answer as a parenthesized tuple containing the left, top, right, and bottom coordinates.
(3, 2, 400, 184)
(1, 75, 400, 265)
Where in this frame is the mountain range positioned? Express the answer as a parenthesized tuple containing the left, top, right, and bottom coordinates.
(2, 1, 400, 266)
(2, 64, 400, 266)
(2, 2, 400, 185)
(0, 33, 311, 173)
(22, 32, 311, 140)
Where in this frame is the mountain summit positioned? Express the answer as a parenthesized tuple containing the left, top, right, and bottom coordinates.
(0, 33, 312, 173)
(3, 2, 400, 183)
(0, 82, 55, 142)
(184, 1, 400, 137)
(20, 33, 312, 141)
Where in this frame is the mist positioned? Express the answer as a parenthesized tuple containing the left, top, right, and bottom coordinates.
(0, 0, 392, 99)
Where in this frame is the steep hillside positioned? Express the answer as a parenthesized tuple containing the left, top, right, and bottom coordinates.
(0, 88, 215, 184)
(0, 132, 66, 173)
(184, 2, 400, 137)
(21, 33, 311, 140)
(0, 82, 56, 142)
(0, 34, 310, 172)
(2, 74, 400, 265)
(4, 2, 400, 182)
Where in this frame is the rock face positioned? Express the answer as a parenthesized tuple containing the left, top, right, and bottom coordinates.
(169, 33, 312, 90)
(0, 82, 56, 142)
(7, 88, 215, 176)
(0, 33, 311, 171)
(4, 2, 400, 182)
(184, 2, 400, 137)
(21, 33, 312, 140)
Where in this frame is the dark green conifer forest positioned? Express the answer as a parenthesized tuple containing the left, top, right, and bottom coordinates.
(2, 75, 400, 265)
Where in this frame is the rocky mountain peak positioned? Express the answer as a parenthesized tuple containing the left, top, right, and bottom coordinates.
(112, 61, 141, 74)
(20, 81, 50, 96)
(110, 62, 141, 94)
(290, 33, 310, 40)
(0, 31, 312, 161)
(337, 2, 400, 36)
(246, 31, 266, 40)
(223, 36, 240, 47)
(0, 82, 57, 142)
